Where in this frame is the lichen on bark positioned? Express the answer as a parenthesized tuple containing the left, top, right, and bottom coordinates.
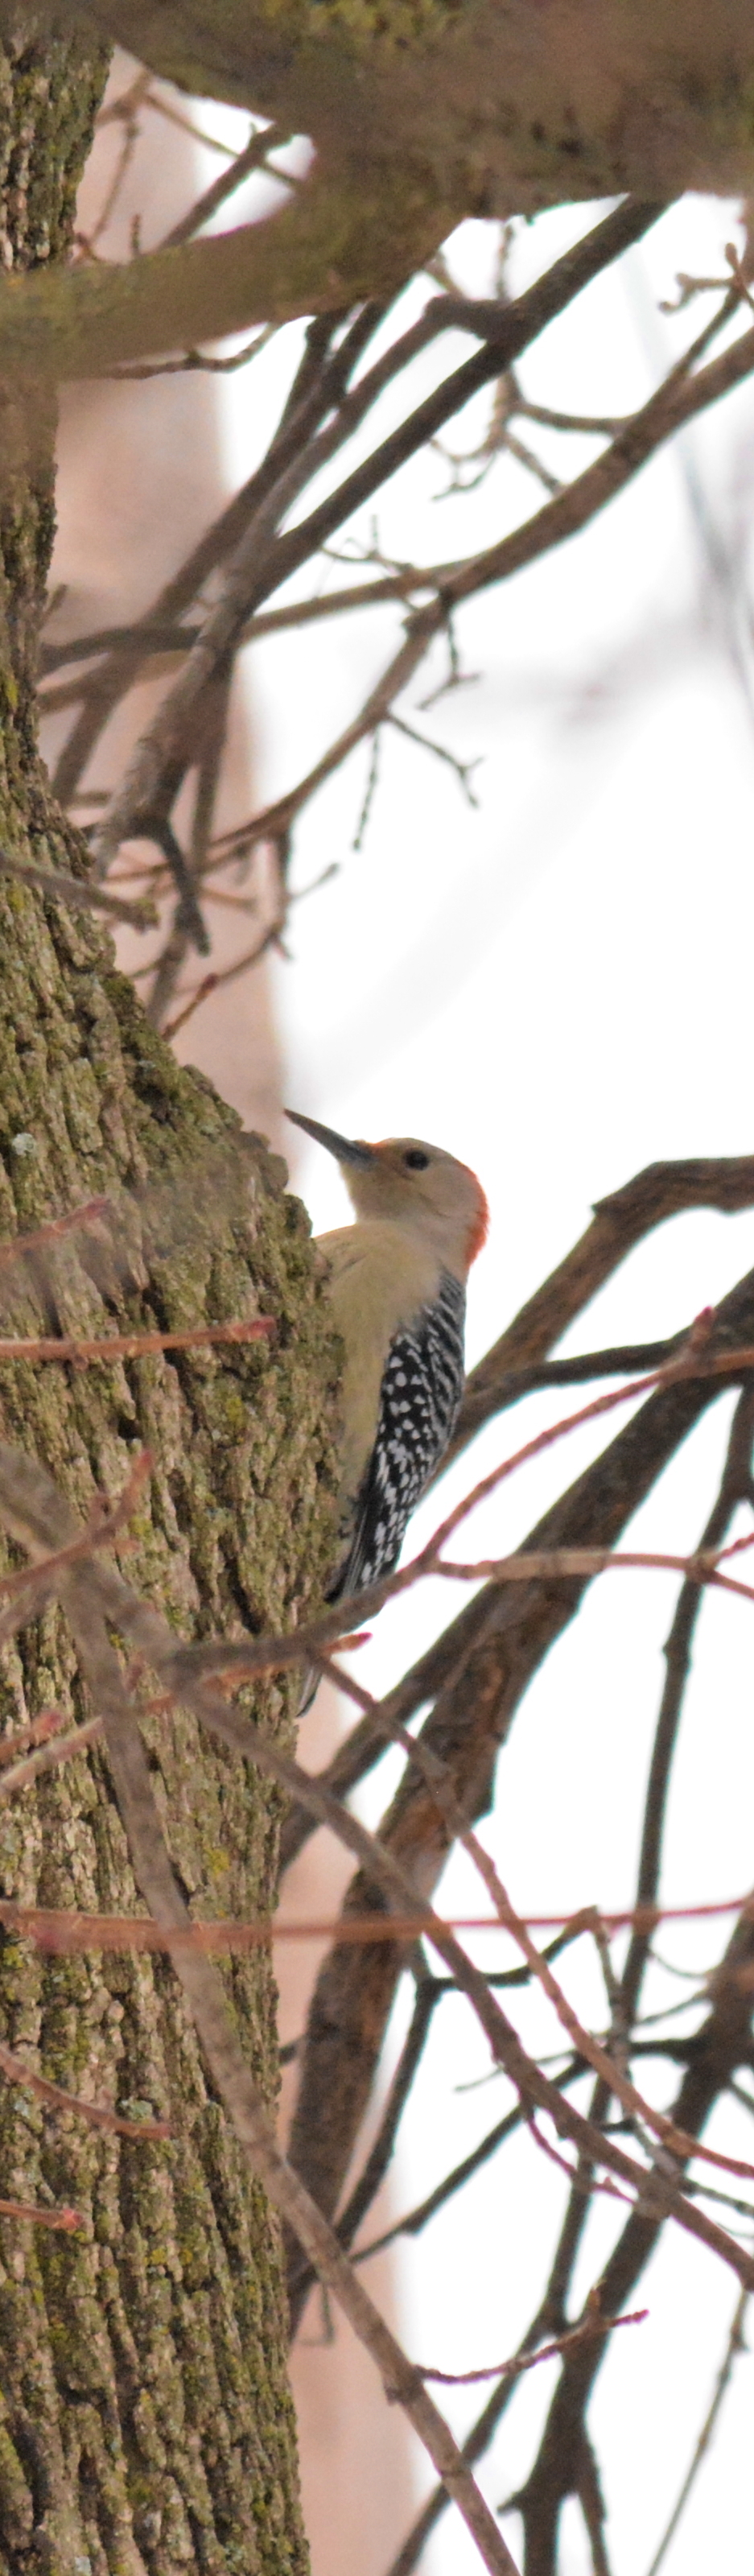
(0, 21, 340, 2573)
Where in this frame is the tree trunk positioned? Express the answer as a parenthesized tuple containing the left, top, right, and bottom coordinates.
(0, 25, 340, 2572)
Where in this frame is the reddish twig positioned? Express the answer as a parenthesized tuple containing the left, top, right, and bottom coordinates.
(163, 1333, 754, 1692)
(523, 2108, 628, 2201)
(0, 1317, 274, 1363)
(0, 1704, 71, 1764)
(0, 1893, 752, 1947)
(0, 1196, 110, 1266)
(161, 972, 219, 1039)
(0, 2038, 170, 2140)
(0, 1451, 152, 1622)
(426, 1315, 718, 1562)
(417, 2302, 648, 2387)
(159, 917, 285, 1038)
(433, 1542, 754, 1606)
(0, 2197, 82, 2229)
(0, 1715, 104, 1798)
(459, 1858, 754, 2189)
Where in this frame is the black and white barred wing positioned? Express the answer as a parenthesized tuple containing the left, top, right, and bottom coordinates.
(332, 1269, 466, 1601)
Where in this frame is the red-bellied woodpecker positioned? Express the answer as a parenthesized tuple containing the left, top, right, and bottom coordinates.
(286, 1109, 488, 1609)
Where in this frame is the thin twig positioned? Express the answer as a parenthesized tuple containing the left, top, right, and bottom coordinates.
(159, 912, 284, 1039)
(93, 201, 660, 869)
(282, 1268, 754, 2294)
(0, 1449, 151, 1624)
(0, 2197, 82, 2230)
(0, 2039, 170, 2141)
(110, 332, 275, 380)
(0, 1704, 68, 1765)
(286, 1975, 441, 2309)
(620, 1384, 754, 2029)
(0, 848, 155, 928)
(0, 1896, 749, 1942)
(0, 1195, 109, 1268)
(577, 2434, 612, 2576)
(643, 2289, 749, 2576)
(356, 2072, 581, 2264)
(157, 124, 286, 252)
(418, 2301, 647, 2385)
(463, 1866, 754, 2189)
(0, 1714, 104, 1798)
(0, 1316, 274, 1363)
(210, 273, 743, 870)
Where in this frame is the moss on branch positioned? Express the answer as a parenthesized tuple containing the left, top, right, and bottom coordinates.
(0, 0, 751, 379)
(0, 167, 456, 378)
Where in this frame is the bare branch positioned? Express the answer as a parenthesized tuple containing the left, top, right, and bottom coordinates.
(620, 1384, 754, 2029)
(357, 2075, 579, 2264)
(576, 2435, 612, 2576)
(284, 1266, 754, 2264)
(468, 1867, 754, 2188)
(50, 304, 381, 805)
(90, 200, 660, 869)
(450, 1155, 754, 1464)
(511, 1893, 754, 2567)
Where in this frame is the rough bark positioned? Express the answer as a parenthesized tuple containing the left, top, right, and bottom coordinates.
(0, 23, 340, 2573)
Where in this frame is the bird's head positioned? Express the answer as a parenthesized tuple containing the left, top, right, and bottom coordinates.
(285, 1110, 488, 1276)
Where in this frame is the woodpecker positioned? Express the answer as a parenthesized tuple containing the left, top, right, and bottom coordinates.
(286, 1109, 488, 1608)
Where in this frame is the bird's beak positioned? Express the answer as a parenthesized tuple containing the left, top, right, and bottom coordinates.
(284, 1108, 377, 1169)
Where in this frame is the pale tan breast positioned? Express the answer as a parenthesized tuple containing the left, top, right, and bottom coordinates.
(317, 1221, 443, 1509)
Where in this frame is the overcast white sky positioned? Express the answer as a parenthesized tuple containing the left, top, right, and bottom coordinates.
(219, 191, 754, 2576)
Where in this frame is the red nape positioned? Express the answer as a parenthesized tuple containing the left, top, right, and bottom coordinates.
(464, 1174, 490, 1266)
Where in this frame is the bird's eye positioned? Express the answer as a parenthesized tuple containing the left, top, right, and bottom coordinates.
(404, 1149, 430, 1170)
